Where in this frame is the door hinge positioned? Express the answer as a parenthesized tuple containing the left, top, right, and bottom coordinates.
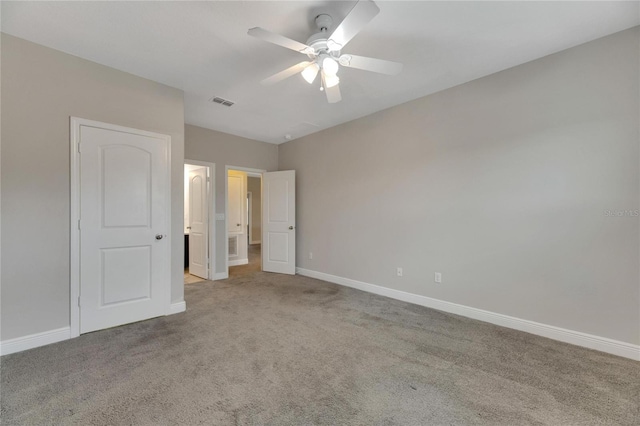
(78, 219, 81, 230)
(78, 296, 81, 307)
(77, 142, 81, 153)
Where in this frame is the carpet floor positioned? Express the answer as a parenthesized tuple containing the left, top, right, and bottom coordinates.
(1, 253, 638, 425)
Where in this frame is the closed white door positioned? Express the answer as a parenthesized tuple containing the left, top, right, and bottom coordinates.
(188, 167, 208, 278)
(262, 170, 296, 274)
(79, 124, 170, 334)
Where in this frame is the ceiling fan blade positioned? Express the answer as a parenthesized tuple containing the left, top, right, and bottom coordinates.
(328, 0, 380, 50)
(339, 54, 403, 75)
(325, 83, 342, 103)
(261, 61, 313, 85)
(322, 72, 342, 103)
(248, 27, 313, 54)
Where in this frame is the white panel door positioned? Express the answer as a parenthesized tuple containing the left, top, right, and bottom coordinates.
(228, 173, 244, 234)
(188, 167, 208, 278)
(262, 170, 295, 274)
(80, 125, 169, 334)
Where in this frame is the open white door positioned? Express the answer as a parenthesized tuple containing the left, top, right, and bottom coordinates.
(188, 167, 208, 278)
(262, 170, 296, 274)
(77, 121, 170, 334)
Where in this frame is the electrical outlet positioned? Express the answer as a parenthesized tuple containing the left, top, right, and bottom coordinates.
(435, 272, 442, 283)
(309, 252, 313, 260)
(396, 267, 403, 277)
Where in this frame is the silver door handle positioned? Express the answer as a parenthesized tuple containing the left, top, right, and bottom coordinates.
(289, 226, 295, 230)
(155, 234, 163, 240)
(186, 226, 191, 230)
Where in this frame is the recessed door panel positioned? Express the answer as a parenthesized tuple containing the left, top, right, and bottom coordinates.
(190, 175, 203, 223)
(267, 232, 289, 263)
(102, 146, 151, 228)
(101, 246, 151, 305)
(268, 179, 289, 223)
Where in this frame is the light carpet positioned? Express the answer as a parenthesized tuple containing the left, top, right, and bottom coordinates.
(2, 255, 638, 424)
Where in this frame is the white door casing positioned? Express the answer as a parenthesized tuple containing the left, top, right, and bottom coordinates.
(262, 170, 296, 275)
(71, 118, 171, 335)
(188, 167, 208, 278)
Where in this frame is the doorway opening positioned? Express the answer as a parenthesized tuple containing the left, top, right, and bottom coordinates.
(226, 167, 264, 277)
(184, 161, 215, 284)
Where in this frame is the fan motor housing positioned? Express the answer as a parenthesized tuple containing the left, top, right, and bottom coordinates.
(306, 14, 341, 59)
(305, 14, 341, 58)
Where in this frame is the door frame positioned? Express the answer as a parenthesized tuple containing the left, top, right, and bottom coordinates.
(224, 166, 265, 276)
(184, 159, 216, 280)
(70, 117, 172, 338)
(247, 191, 253, 244)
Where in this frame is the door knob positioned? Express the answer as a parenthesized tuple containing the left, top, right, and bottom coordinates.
(155, 234, 164, 240)
(289, 226, 295, 230)
(186, 226, 191, 230)
(237, 223, 241, 226)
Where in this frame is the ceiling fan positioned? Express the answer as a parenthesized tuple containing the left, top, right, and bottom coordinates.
(248, 0, 403, 103)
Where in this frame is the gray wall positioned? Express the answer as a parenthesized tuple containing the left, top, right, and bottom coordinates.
(247, 177, 262, 243)
(1, 34, 186, 341)
(279, 28, 639, 345)
(185, 124, 278, 275)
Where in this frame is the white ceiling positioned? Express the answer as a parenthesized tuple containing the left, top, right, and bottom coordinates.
(2, 1, 638, 144)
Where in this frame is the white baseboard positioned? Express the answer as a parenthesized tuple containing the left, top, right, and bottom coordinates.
(168, 301, 186, 315)
(214, 272, 229, 280)
(0, 326, 71, 356)
(228, 259, 248, 267)
(296, 268, 640, 361)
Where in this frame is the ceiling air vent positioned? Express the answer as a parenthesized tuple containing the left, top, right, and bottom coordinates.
(210, 96, 235, 107)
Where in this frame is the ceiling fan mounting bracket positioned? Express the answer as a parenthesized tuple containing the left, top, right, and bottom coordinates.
(314, 14, 333, 32)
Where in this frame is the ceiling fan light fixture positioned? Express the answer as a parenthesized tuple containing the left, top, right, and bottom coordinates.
(324, 73, 340, 88)
(301, 63, 320, 84)
(248, 0, 401, 103)
(322, 56, 339, 75)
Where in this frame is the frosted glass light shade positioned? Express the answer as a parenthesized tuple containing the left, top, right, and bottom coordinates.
(322, 57, 339, 75)
(324, 73, 340, 88)
(301, 63, 320, 84)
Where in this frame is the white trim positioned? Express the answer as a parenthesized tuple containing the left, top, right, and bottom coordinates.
(247, 191, 253, 244)
(168, 301, 186, 315)
(185, 159, 216, 280)
(70, 119, 81, 338)
(70, 117, 172, 338)
(296, 268, 640, 361)
(250, 240, 262, 245)
(214, 272, 229, 280)
(0, 327, 71, 356)
(225, 165, 266, 277)
(229, 259, 249, 267)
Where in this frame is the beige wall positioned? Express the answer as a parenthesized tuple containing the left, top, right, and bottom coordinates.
(1, 34, 186, 341)
(247, 177, 262, 244)
(279, 28, 640, 344)
(185, 124, 278, 275)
